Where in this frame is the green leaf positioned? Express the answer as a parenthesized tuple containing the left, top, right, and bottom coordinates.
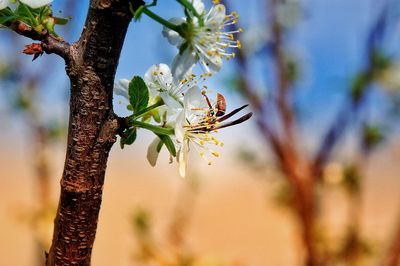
(0, 15, 18, 25)
(15, 3, 37, 26)
(0, 7, 14, 17)
(156, 140, 164, 152)
(129, 76, 149, 114)
(157, 134, 176, 157)
(120, 127, 137, 149)
(151, 109, 161, 123)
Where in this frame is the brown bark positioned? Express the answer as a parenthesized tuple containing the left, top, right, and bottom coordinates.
(44, 0, 136, 265)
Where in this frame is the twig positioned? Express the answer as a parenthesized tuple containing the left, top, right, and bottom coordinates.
(10, 21, 70, 60)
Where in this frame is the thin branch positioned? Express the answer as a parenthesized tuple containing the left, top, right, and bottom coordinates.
(10, 21, 71, 60)
(312, 3, 388, 179)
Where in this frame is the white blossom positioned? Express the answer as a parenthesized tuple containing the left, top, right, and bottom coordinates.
(0, 0, 10, 10)
(163, 1, 242, 81)
(174, 87, 224, 177)
(20, 0, 53, 9)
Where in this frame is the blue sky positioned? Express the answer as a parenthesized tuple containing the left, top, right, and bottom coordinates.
(1, 0, 399, 144)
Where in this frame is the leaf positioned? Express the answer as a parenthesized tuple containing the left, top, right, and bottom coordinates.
(157, 134, 176, 157)
(151, 109, 161, 123)
(120, 127, 137, 149)
(156, 140, 164, 152)
(0, 15, 18, 25)
(129, 76, 149, 114)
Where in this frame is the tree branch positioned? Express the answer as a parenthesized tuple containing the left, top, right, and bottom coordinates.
(45, 0, 139, 265)
(11, 21, 71, 60)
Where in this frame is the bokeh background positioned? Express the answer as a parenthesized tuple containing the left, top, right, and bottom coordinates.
(1, 0, 400, 265)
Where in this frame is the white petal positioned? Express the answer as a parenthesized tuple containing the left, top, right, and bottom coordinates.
(114, 79, 130, 100)
(184, 86, 207, 122)
(206, 4, 226, 26)
(147, 138, 161, 167)
(20, 0, 52, 8)
(160, 91, 182, 109)
(206, 54, 223, 72)
(144, 63, 173, 87)
(178, 141, 189, 178)
(190, 0, 205, 15)
(184, 86, 204, 109)
(171, 48, 197, 83)
(0, 0, 10, 9)
(174, 111, 186, 143)
(162, 18, 185, 46)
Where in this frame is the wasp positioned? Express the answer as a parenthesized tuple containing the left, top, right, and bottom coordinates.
(199, 91, 252, 132)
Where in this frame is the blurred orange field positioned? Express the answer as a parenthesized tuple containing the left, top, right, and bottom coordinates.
(1, 135, 400, 266)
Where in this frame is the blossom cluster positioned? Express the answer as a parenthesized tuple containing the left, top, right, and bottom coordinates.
(116, 0, 251, 177)
(0, 0, 67, 37)
(0, 0, 52, 9)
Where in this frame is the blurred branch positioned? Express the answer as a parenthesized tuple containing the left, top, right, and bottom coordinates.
(269, 0, 297, 145)
(383, 212, 400, 266)
(312, 4, 389, 179)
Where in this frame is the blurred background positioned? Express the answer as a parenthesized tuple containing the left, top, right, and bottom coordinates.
(1, 0, 400, 265)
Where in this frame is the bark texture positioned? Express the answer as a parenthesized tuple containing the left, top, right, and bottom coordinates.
(45, 0, 135, 265)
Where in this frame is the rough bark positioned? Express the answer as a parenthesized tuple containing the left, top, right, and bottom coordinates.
(45, 0, 135, 265)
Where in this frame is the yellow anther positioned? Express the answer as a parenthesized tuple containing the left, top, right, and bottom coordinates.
(237, 40, 242, 49)
(208, 161, 212, 165)
(212, 0, 220, 4)
(232, 52, 236, 58)
(239, 28, 244, 33)
(220, 142, 225, 147)
(199, 140, 205, 146)
(212, 152, 220, 157)
(200, 152, 205, 157)
(153, 71, 158, 76)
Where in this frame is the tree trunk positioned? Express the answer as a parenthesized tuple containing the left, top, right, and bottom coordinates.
(46, 1, 135, 264)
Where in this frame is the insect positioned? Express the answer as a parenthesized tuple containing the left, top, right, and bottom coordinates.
(198, 91, 252, 132)
(202, 92, 227, 119)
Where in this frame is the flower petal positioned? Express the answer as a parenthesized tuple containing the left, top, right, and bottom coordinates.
(178, 141, 189, 178)
(160, 91, 183, 109)
(0, 0, 10, 9)
(174, 110, 186, 144)
(205, 4, 226, 26)
(20, 0, 53, 8)
(171, 48, 197, 83)
(147, 137, 161, 167)
(162, 17, 185, 46)
(144, 63, 173, 88)
(202, 53, 222, 72)
(190, 0, 205, 15)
